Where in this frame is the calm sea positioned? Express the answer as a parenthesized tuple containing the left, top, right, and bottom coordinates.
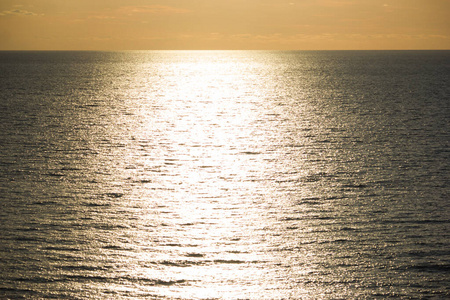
(0, 51, 449, 299)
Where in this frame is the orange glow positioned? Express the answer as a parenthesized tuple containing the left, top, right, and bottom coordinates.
(0, 0, 449, 50)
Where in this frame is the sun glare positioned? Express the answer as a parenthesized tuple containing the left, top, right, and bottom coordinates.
(119, 51, 294, 297)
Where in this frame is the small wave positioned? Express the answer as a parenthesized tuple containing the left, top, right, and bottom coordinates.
(82, 202, 111, 207)
(301, 197, 320, 201)
(44, 172, 65, 177)
(160, 260, 191, 267)
(17, 227, 40, 232)
(137, 179, 152, 183)
(180, 223, 196, 226)
(239, 151, 261, 155)
(324, 195, 349, 200)
(102, 244, 134, 251)
(43, 246, 81, 252)
(145, 279, 188, 286)
(162, 243, 184, 247)
(118, 276, 190, 286)
(31, 201, 59, 206)
(317, 238, 349, 244)
(340, 183, 368, 189)
(60, 265, 106, 271)
(275, 178, 300, 183)
(185, 253, 204, 258)
(340, 227, 357, 231)
(60, 166, 82, 171)
(199, 165, 214, 168)
(281, 215, 333, 221)
(281, 217, 302, 221)
(14, 236, 43, 242)
(63, 275, 113, 283)
(316, 139, 334, 143)
(92, 223, 130, 230)
(213, 259, 247, 264)
(105, 192, 124, 198)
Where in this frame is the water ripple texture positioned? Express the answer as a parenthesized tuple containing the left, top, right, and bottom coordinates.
(1, 50, 449, 299)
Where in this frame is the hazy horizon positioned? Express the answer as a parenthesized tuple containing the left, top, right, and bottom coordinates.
(1, 49, 450, 52)
(1, 0, 449, 51)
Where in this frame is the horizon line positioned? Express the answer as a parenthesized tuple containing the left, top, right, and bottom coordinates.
(1, 49, 449, 52)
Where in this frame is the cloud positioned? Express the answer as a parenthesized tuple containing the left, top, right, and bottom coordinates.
(0, 9, 37, 17)
(82, 5, 191, 21)
(117, 5, 191, 16)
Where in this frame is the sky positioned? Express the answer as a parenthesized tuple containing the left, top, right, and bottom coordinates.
(0, 0, 449, 50)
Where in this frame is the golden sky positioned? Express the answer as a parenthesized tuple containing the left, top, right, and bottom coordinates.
(0, 0, 449, 50)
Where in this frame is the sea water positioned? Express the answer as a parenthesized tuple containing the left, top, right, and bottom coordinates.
(0, 50, 449, 299)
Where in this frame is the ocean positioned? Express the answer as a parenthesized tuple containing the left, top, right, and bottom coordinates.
(0, 50, 449, 299)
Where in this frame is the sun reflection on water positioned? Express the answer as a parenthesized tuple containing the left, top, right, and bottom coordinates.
(67, 51, 388, 299)
(114, 52, 307, 298)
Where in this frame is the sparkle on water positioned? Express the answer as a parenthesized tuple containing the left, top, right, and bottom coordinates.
(0, 50, 449, 299)
(111, 52, 310, 298)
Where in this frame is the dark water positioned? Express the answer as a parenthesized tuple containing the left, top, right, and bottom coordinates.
(0, 50, 449, 299)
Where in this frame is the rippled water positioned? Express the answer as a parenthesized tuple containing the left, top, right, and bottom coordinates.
(1, 50, 449, 299)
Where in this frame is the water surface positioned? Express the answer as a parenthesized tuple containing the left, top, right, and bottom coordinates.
(0, 50, 449, 299)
